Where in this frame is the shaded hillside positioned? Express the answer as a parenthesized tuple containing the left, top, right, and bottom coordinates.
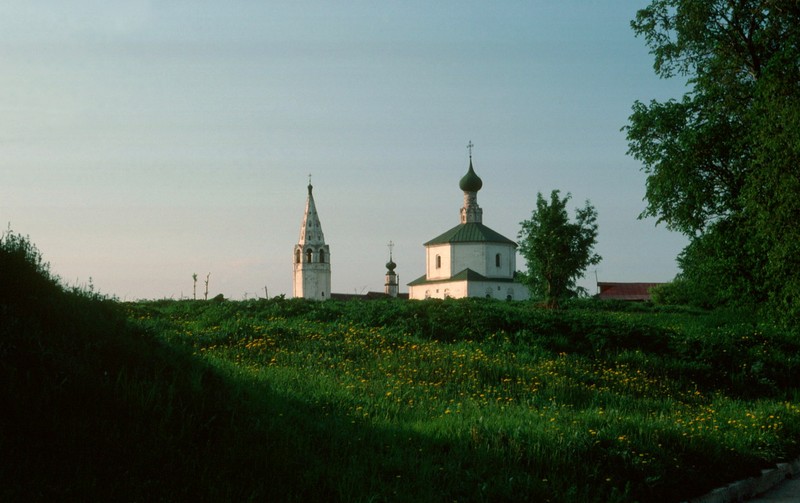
(0, 233, 319, 501)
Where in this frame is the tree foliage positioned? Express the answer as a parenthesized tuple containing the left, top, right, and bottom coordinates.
(625, 0, 800, 322)
(518, 190, 600, 308)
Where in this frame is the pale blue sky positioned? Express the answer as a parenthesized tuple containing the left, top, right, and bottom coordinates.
(1, 1, 688, 300)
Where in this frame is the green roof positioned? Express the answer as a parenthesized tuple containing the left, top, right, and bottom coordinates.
(407, 268, 519, 286)
(407, 274, 430, 286)
(424, 222, 516, 246)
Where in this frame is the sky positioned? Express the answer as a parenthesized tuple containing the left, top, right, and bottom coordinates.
(1, 1, 690, 301)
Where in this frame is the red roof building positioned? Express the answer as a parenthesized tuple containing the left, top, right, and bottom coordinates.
(597, 282, 664, 302)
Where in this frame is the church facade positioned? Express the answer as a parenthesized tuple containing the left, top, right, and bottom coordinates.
(407, 154, 529, 301)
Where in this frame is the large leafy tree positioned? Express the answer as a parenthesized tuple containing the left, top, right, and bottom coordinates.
(518, 190, 600, 308)
(625, 0, 800, 321)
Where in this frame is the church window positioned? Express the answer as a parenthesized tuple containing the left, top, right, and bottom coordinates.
(306, 249, 313, 263)
(295, 249, 301, 264)
(495, 253, 501, 267)
(319, 249, 325, 263)
(435, 255, 441, 269)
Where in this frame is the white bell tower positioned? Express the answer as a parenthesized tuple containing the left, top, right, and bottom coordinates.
(293, 179, 331, 300)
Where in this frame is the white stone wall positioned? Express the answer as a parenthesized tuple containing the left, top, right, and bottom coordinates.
(409, 280, 529, 300)
(409, 280, 468, 300)
(292, 244, 331, 301)
(450, 242, 516, 279)
(467, 281, 529, 300)
(425, 244, 452, 280)
(425, 242, 518, 280)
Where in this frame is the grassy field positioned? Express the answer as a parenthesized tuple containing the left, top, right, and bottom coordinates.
(2, 234, 800, 502)
(125, 298, 800, 502)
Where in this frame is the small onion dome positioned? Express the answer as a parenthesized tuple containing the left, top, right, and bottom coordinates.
(386, 259, 397, 272)
(459, 160, 483, 192)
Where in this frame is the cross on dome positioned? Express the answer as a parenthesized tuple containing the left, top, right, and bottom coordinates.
(386, 240, 397, 271)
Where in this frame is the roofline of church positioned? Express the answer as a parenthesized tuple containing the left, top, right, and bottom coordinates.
(423, 222, 517, 247)
(407, 268, 522, 286)
(330, 292, 409, 301)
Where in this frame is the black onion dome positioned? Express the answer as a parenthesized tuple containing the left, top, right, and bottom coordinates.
(459, 159, 483, 192)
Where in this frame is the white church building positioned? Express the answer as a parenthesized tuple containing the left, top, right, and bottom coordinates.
(407, 152, 529, 300)
(291, 149, 528, 301)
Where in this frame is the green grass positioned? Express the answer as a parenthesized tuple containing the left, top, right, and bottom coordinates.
(130, 298, 800, 502)
(3, 232, 800, 502)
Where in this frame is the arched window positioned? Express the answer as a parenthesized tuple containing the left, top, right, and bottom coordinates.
(319, 249, 325, 263)
(435, 255, 441, 269)
(495, 253, 501, 267)
(306, 249, 313, 263)
(295, 249, 301, 264)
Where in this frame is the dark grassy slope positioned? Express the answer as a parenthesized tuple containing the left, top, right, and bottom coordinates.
(0, 235, 313, 501)
(1, 234, 228, 500)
